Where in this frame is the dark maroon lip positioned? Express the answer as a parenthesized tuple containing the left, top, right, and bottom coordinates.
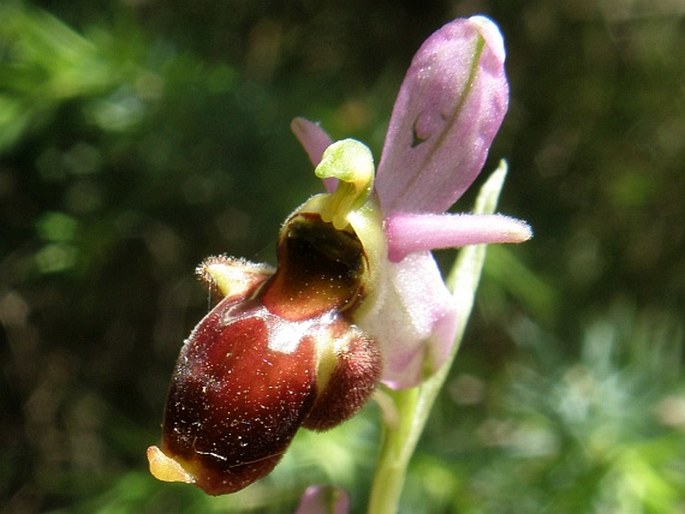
(150, 212, 380, 495)
(161, 299, 319, 495)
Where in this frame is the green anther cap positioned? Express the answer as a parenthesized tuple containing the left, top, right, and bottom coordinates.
(314, 139, 375, 230)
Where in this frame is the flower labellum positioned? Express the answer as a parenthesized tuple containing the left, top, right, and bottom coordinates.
(147, 142, 383, 495)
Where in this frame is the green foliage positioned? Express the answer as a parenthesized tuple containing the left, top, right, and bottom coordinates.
(0, 2, 142, 150)
(457, 304, 685, 513)
(1, 1, 684, 513)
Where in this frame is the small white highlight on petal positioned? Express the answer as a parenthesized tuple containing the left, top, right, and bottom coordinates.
(469, 15, 505, 63)
(266, 311, 329, 354)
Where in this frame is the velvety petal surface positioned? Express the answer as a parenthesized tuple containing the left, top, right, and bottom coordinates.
(375, 16, 509, 215)
(385, 212, 532, 262)
(356, 252, 458, 389)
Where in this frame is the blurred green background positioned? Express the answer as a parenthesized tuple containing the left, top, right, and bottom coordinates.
(1, 0, 684, 513)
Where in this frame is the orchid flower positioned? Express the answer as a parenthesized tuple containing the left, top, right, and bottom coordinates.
(291, 15, 530, 389)
(146, 14, 530, 498)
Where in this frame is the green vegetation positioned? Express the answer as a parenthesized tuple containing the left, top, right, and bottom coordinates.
(1, 1, 683, 512)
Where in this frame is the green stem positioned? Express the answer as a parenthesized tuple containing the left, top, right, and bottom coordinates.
(366, 161, 510, 514)
(365, 388, 419, 514)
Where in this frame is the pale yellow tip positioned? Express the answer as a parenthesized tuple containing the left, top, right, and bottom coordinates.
(147, 445, 196, 484)
(197, 256, 273, 298)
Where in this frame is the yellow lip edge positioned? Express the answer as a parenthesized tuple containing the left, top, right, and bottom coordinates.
(146, 445, 196, 484)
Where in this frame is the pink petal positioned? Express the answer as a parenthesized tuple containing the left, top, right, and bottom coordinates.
(385, 212, 533, 262)
(294, 485, 350, 514)
(291, 117, 337, 192)
(356, 252, 458, 389)
(376, 16, 509, 214)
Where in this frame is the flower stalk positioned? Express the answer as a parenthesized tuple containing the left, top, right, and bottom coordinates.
(367, 161, 511, 514)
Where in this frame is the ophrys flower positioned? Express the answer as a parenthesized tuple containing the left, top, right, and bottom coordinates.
(147, 15, 531, 496)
